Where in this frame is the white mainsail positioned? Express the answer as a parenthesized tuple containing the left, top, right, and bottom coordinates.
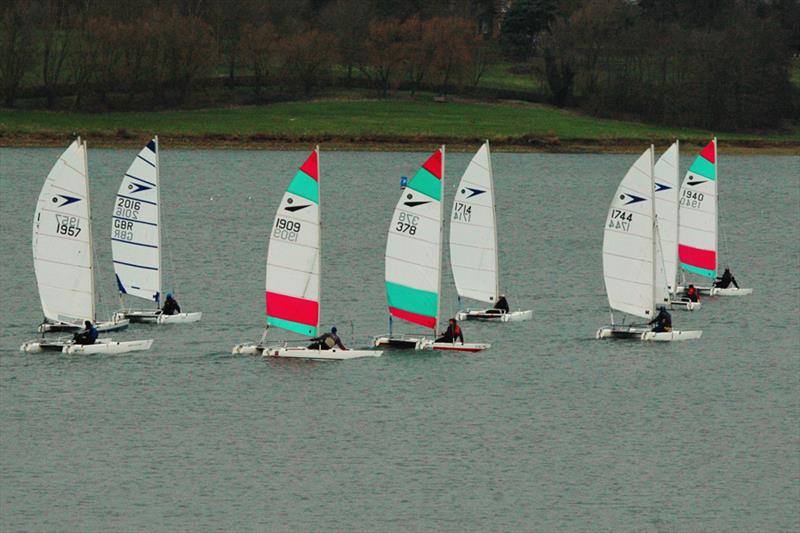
(449, 141, 499, 304)
(32, 139, 95, 323)
(654, 141, 680, 298)
(264, 147, 321, 337)
(602, 147, 658, 320)
(678, 138, 718, 279)
(112, 138, 162, 302)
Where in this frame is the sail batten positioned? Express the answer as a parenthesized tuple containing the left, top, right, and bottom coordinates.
(265, 148, 321, 338)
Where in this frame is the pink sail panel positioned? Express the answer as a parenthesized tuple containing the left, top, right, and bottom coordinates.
(678, 244, 716, 271)
(265, 291, 319, 329)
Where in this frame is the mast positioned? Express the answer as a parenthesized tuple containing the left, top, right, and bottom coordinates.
(315, 145, 321, 335)
(650, 145, 657, 316)
(154, 136, 162, 306)
(435, 145, 445, 335)
(83, 138, 97, 321)
(713, 136, 718, 277)
(487, 140, 500, 300)
(673, 139, 680, 296)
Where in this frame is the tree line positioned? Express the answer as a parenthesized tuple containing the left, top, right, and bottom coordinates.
(1, 0, 797, 131)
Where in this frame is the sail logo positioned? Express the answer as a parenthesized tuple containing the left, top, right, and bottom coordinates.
(127, 182, 152, 194)
(52, 194, 81, 207)
(403, 193, 430, 208)
(619, 193, 646, 205)
(655, 182, 671, 192)
(686, 179, 706, 186)
(462, 187, 486, 198)
(284, 196, 310, 212)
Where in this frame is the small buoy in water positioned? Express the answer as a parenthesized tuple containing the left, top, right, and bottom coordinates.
(210, 196, 214, 201)
(247, 196, 252, 200)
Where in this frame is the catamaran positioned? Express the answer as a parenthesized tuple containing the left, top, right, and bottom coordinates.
(676, 138, 752, 297)
(111, 137, 202, 324)
(373, 147, 491, 352)
(596, 146, 702, 341)
(22, 139, 152, 354)
(654, 141, 700, 311)
(450, 141, 532, 322)
(232, 147, 381, 360)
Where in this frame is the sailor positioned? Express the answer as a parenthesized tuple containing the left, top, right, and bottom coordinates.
(686, 284, 700, 303)
(648, 306, 672, 333)
(73, 320, 98, 345)
(494, 294, 509, 313)
(308, 326, 347, 350)
(713, 267, 739, 289)
(161, 293, 181, 315)
(436, 318, 464, 344)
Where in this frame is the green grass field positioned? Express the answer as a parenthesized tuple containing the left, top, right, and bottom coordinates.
(1, 97, 797, 146)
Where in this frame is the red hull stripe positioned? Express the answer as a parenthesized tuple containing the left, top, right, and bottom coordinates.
(699, 140, 716, 164)
(678, 244, 716, 270)
(265, 291, 318, 327)
(299, 150, 319, 181)
(389, 306, 436, 329)
(421, 149, 443, 179)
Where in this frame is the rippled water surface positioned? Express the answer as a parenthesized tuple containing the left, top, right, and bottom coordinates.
(1, 148, 798, 531)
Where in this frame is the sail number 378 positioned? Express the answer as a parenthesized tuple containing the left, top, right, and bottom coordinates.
(395, 212, 419, 235)
(608, 209, 633, 231)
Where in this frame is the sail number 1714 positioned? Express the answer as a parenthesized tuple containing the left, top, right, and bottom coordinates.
(608, 209, 633, 231)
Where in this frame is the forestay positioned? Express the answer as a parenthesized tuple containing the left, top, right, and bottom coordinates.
(112, 138, 161, 302)
(654, 141, 680, 297)
(678, 138, 717, 279)
(33, 139, 95, 323)
(385, 148, 444, 332)
(265, 148, 321, 337)
(449, 141, 499, 304)
(602, 147, 659, 320)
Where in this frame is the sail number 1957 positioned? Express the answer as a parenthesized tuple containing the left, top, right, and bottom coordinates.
(608, 209, 633, 231)
(55, 214, 81, 237)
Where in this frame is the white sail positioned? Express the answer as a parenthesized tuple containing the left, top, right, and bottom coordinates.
(449, 141, 499, 304)
(32, 139, 95, 323)
(264, 148, 321, 337)
(385, 147, 444, 332)
(112, 138, 161, 302)
(654, 141, 680, 298)
(602, 147, 656, 320)
(678, 138, 718, 279)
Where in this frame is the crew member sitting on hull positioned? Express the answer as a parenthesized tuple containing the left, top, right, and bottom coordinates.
(161, 293, 181, 315)
(436, 318, 464, 344)
(648, 306, 672, 333)
(73, 320, 98, 345)
(713, 267, 739, 289)
(308, 326, 347, 350)
(493, 294, 509, 313)
(686, 284, 700, 303)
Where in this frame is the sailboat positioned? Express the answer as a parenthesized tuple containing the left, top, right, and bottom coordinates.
(596, 146, 702, 341)
(373, 147, 491, 352)
(21, 139, 152, 354)
(450, 141, 532, 322)
(676, 138, 752, 297)
(232, 147, 381, 360)
(653, 141, 700, 311)
(111, 137, 202, 324)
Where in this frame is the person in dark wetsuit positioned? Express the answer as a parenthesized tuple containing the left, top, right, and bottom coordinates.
(686, 285, 700, 303)
(436, 318, 464, 343)
(308, 326, 347, 350)
(73, 320, 98, 345)
(713, 268, 739, 289)
(648, 306, 672, 333)
(161, 293, 181, 315)
(493, 294, 509, 313)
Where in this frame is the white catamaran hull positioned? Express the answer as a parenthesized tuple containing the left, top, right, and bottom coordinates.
(373, 335, 490, 352)
(113, 309, 202, 324)
(667, 298, 701, 311)
(678, 285, 753, 297)
(455, 309, 532, 322)
(21, 338, 153, 354)
(230, 343, 380, 360)
(38, 317, 130, 333)
(595, 326, 702, 341)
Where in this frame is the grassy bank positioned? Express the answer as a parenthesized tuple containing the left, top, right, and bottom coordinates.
(1, 97, 797, 153)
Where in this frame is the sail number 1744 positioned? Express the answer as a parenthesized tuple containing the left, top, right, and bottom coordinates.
(608, 209, 633, 231)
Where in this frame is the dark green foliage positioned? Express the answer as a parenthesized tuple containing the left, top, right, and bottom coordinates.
(500, 0, 557, 60)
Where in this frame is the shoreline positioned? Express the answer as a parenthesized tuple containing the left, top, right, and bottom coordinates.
(1, 131, 797, 154)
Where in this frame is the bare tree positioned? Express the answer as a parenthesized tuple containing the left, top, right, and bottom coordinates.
(363, 18, 406, 97)
(0, 1, 34, 107)
(277, 29, 337, 97)
(240, 22, 277, 99)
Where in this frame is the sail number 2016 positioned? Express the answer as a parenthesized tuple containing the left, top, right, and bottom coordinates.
(608, 209, 633, 231)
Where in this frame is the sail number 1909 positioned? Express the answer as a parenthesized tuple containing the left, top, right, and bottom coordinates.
(274, 218, 301, 241)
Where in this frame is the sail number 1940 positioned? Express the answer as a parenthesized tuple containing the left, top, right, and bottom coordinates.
(608, 209, 633, 231)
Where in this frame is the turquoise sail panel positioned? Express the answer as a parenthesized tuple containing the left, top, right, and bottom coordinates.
(680, 262, 716, 279)
(267, 316, 318, 337)
(407, 167, 441, 201)
(286, 170, 320, 203)
(688, 157, 716, 180)
(385, 281, 437, 317)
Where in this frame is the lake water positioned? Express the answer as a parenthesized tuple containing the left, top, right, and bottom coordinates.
(1, 147, 798, 531)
